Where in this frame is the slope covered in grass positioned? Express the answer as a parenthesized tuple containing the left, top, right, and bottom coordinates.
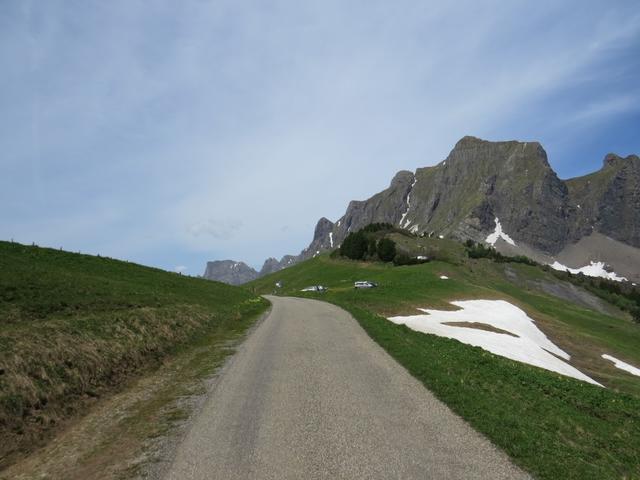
(249, 244, 640, 479)
(0, 241, 268, 469)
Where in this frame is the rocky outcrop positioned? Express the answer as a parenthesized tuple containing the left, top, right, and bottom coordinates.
(566, 153, 640, 248)
(202, 260, 259, 285)
(335, 171, 415, 236)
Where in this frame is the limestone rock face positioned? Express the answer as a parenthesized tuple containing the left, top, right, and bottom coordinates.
(330, 171, 415, 246)
(402, 137, 571, 254)
(305, 138, 639, 259)
(566, 154, 640, 248)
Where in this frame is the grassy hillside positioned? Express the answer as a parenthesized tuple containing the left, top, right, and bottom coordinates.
(0, 241, 268, 469)
(248, 240, 640, 479)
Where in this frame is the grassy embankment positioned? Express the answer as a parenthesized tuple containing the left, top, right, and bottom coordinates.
(249, 237, 640, 480)
(0, 241, 268, 471)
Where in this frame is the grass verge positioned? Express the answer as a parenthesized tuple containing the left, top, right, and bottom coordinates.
(339, 303, 640, 480)
(0, 241, 268, 471)
(1, 307, 268, 480)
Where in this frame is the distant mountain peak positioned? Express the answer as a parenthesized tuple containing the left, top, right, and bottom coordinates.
(203, 260, 258, 285)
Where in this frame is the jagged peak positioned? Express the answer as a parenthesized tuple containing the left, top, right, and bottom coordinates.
(454, 135, 487, 148)
(603, 153, 639, 168)
(389, 170, 414, 187)
(313, 217, 334, 241)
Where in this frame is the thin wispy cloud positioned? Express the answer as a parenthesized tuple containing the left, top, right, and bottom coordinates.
(188, 219, 243, 241)
(1, 1, 639, 271)
(564, 94, 640, 126)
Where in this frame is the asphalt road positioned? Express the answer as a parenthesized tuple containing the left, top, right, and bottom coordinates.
(164, 296, 530, 479)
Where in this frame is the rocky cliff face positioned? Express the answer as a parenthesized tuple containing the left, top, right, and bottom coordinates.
(304, 138, 639, 260)
(204, 137, 640, 284)
(202, 260, 259, 285)
(566, 153, 640, 248)
(395, 137, 571, 254)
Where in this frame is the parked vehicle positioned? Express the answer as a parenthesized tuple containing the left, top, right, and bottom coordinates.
(354, 281, 377, 289)
(301, 285, 327, 292)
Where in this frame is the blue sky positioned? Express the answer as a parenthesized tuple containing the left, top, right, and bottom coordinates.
(1, 1, 639, 273)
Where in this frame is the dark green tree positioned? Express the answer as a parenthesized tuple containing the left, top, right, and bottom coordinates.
(367, 238, 377, 258)
(377, 238, 397, 262)
(339, 231, 368, 260)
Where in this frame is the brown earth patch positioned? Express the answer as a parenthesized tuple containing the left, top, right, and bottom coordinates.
(442, 321, 519, 337)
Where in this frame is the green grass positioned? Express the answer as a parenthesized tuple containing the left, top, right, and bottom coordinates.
(0, 241, 268, 470)
(344, 305, 640, 480)
(249, 247, 640, 479)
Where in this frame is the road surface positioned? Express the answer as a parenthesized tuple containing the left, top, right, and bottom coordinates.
(164, 296, 530, 479)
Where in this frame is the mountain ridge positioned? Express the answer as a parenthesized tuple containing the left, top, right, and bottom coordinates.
(203, 136, 640, 284)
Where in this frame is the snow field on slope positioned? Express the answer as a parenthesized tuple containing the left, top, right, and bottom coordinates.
(388, 300, 602, 386)
(550, 261, 627, 282)
(602, 354, 640, 377)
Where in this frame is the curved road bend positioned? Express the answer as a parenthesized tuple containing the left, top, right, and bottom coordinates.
(165, 295, 530, 480)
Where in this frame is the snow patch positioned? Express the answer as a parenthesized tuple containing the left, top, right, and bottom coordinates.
(388, 300, 601, 386)
(602, 354, 640, 377)
(550, 261, 627, 282)
(410, 225, 419, 234)
(329, 232, 334, 248)
(485, 217, 516, 246)
(399, 177, 417, 228)
(438, 234, 444, 239)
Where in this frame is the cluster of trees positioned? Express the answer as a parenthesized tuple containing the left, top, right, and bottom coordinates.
(464, 240, 537, 266)
(339, 231, 397, 262)
(338, 224, 432, 266)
